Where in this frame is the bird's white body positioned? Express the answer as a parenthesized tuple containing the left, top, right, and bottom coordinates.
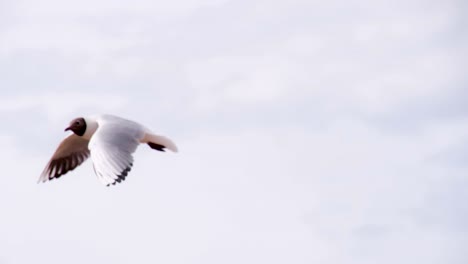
(39, 114, 178, 186)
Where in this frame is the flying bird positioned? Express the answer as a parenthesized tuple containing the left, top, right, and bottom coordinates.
(38, 114, 178, 186)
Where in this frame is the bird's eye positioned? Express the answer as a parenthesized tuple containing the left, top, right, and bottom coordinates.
(75, 121, 80, 125)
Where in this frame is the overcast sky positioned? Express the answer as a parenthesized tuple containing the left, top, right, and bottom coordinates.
(0, 0, 467, 263)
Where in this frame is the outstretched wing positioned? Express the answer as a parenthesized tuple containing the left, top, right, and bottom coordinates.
(89, 118, 144, 186)
(38, 134, 90, 183)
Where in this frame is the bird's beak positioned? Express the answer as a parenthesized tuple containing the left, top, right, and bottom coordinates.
(64, 126, 71, 132)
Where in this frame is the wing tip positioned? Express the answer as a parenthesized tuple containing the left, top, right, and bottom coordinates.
(103, 163, 133, 187)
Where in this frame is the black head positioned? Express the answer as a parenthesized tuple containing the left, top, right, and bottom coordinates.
(65, 117, 87, 136)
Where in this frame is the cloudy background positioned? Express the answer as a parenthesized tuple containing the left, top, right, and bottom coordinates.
(0, 0, 467, 263)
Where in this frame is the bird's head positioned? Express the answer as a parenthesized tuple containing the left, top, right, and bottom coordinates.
(65, 117, 87, 136)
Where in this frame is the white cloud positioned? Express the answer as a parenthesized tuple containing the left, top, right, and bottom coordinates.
(0, 0, 231, 56)
(186, 55, 295, 110)
(0, 23, 141, 55)
(14, 0, 230, 21)
(123, 117, 466, 263)
(0, 92, 127, 124)
(184, 0, 462, 117)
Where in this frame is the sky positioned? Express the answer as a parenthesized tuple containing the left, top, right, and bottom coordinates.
(0, 0, 467, 263)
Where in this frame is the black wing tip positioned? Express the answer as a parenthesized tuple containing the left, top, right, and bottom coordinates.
(41, 152, 89, 184)
(106, 163, 133, 187)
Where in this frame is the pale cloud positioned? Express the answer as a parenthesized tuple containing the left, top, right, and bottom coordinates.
(183, 0, 462, 116)
(14, 0, 230, 21)
(0, 21, 150, 57)
(0, 0, 230, 56)
(186, 55, 295, 110)
(0, 92, 127, 124)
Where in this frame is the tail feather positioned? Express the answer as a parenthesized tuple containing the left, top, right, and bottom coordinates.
(143, 133, 178, 153)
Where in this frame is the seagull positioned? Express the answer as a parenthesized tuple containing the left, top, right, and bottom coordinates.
(38, 114, 178, 186)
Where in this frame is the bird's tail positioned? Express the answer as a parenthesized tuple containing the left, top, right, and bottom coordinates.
(143, 133, 178, 153)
